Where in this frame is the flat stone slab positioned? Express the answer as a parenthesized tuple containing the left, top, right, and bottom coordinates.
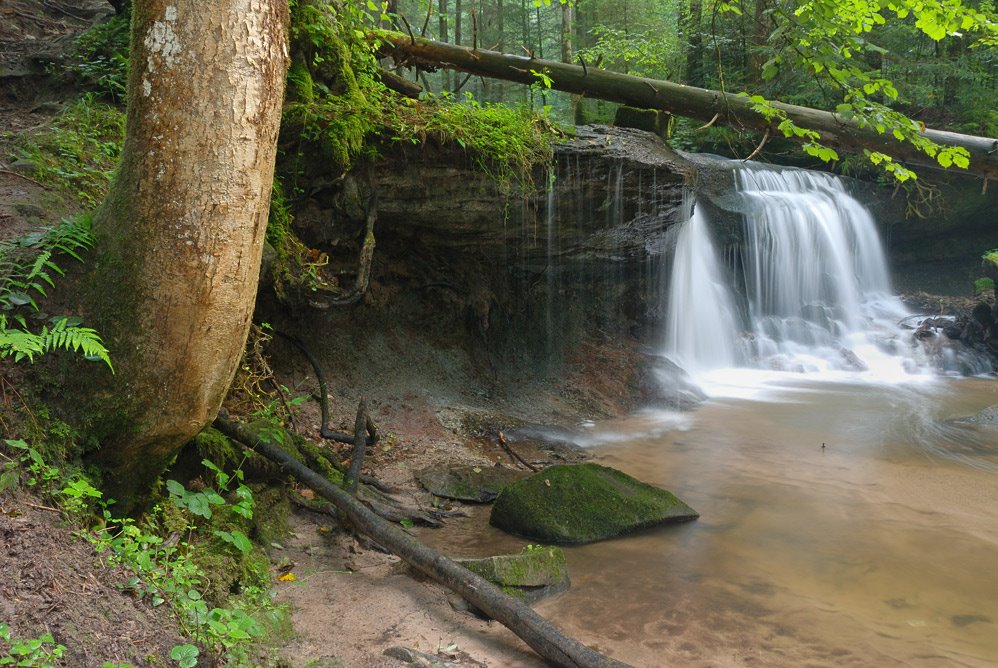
(457, 547, 570, 604)
(416, 464, 528, 503)
(490, 463, 698, 544)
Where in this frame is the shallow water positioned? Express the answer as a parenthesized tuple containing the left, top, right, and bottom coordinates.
(425, 377, 998, 667)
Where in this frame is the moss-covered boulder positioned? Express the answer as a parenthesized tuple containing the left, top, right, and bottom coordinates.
(490, 463, 698, 544)
(416, 464, 527, 503)
(457, 546, 570, 603)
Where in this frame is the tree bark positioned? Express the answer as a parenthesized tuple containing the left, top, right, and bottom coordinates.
(215, 415, 635, 668)
(82, 0, 289, 507)
(381, 33, 998, 179)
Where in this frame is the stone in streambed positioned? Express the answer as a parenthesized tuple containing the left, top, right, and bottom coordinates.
(457, 546, 570, 604)
(416, 464, 528, 503)
(490, 463, 698, 544)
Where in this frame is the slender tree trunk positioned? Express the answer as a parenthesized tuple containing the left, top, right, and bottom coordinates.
(439, 0, 451, 90)
(82, 0, 289, 507)
(455, 0, 463, 45)
(684, 0, 705, 86)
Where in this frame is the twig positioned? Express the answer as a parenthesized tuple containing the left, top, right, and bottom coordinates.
(697, 112, 720, 130)
(400, 14, 417, 45)
(743, 127, 770, 162)
(577, 54, 588, 76)
(498, 431, 539, 472)
(26, 502, 62, 513)
(0, 169, 51, 189)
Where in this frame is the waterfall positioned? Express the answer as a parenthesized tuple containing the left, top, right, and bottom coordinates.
(664, 162, 936, 391)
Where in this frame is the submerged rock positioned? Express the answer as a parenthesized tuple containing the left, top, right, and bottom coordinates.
(953, 405, 998, 426)
(457, 546, 570, 603)
(416, 464, 527, 503)
(490, 463, 698, 544)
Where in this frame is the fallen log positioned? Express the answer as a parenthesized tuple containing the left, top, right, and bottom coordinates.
(214, 414, 635, 668)
(380, 33, 998, 180)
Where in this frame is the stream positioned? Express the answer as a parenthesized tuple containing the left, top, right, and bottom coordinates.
(423, 377, 998, 667)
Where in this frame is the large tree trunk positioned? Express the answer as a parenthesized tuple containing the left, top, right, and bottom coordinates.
(82, 0, 289, 506)
(382, 33, 998, 179)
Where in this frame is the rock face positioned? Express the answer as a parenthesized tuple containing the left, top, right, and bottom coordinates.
(416, 465, 528, 503)
(490, 463, 698, 544)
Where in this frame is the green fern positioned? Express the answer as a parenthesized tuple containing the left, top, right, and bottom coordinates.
(0, 215, 112, 371)
(0, 316, 112, 370)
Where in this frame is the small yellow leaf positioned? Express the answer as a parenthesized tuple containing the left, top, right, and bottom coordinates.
(472, 467, 482, 473)
(278, 572, 297, 582)
(544, 479, 551, 487)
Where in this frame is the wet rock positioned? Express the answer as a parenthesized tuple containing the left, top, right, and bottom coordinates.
(953, 405, 998, 426)
(839, 348, 869, 371)
(490, 463, 698, 544)
(383, 647, 458, 667)
(416, 464, 527, 503)
(457, 546, 570, 604)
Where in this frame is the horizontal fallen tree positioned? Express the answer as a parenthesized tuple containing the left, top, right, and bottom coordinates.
(214, 414, 635, 668)
(380, 33, 998, 181)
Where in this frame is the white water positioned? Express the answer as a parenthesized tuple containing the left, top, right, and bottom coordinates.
(664, 164, 967, 397)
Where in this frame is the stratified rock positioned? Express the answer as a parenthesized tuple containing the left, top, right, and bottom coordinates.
(457, 546, 570, 604)
(416, 464, 528, 503)
(490, 463, 698, 544)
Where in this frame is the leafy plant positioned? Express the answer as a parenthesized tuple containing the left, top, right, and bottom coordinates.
(7, 95, 124, 206)
(975, 277, 995, 295)
(0, 624, 66, 668)
(66, 13, 130, 101)
(0, 215, 112, 369)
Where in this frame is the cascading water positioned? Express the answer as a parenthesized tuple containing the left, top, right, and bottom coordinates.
(664, 162, 979, 393)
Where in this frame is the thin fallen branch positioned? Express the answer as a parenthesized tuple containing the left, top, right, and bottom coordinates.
(0, 169, 51, 189)
(743, 127, 771, 162)
(498, 431, 538, 472)
(216, 415, 635, 668)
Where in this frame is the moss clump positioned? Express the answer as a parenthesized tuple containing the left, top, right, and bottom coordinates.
(490, 463, 698, 545)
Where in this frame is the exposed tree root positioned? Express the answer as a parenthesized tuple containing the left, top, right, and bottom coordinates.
(214, 414, 636, 668)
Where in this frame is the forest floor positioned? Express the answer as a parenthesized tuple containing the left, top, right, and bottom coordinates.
(1, 3, 991, 668)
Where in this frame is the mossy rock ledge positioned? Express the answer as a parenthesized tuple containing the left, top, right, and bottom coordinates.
(489, 463, 698, 544)
(457, 547, 570, 603)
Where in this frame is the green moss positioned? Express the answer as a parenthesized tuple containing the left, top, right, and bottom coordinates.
(250, 483, 291, 546)
(983, 249, 998, 270)
(490, 463, 698, 545)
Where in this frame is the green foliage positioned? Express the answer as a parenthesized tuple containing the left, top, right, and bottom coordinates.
(7, 95, 124, 206)
(975, 277, 995, 294)
(0, 624, 65, 668)
(578, 25, 682, 79)
(983, 248, 998, 267)
(66, 13, 130, 101)
(0, 215, 111, 370)
(89, 461, 283, 666)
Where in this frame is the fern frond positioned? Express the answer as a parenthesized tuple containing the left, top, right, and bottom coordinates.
(0, 317, 113, 372)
